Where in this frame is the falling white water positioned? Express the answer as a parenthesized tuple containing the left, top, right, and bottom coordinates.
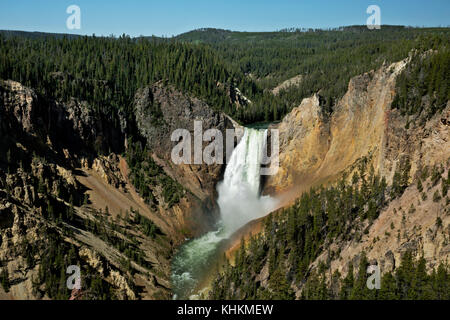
(217, 128, 277, 236)
(171, 127, 278, 300)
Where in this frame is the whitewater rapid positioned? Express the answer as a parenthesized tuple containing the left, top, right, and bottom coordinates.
(171, 127, 277, 299)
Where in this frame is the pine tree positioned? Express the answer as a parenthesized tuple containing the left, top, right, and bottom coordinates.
(0, 268, 10, 292)
(433, 264, 449, 300)
(350, 253, 370, 300)
(378, 272, 397, 300)
(268, 267, 295, 300)
(340, 263, 354, 299)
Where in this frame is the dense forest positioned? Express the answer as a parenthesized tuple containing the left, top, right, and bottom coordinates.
(177, 26, 450, 122)
(1, 26, 449, 125)
(301, 251, 449, 300)
(0, 34, 239, 123)
(392, 37, 450, 120)
(125, 139, 185, 208)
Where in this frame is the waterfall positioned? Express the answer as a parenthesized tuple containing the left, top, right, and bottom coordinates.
(217, 128, 276, 236)
(171, 127, 277, 299)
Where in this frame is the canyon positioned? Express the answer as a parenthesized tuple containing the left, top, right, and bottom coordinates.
(0, 49, 448, 299)
(215, 55, 449, 298)
(0, 79, 235, 299)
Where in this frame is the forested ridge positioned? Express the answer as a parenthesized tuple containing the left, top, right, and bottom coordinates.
(176, 26, 450, 122)
(0, 34, 240, 122)
(0, 33, 240, 210)
(392, 39, 450, 120)
(1, 26, 449, 124)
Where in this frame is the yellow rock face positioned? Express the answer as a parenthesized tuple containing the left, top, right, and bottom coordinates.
(265, 59, 413, 198)
(260, 58, 450, 290)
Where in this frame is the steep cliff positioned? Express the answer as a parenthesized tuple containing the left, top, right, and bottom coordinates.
(265, 59, 413, 196)
(212, 54, 449, 299)
(0, 79, 232, 299)
(263, 55, 450, 283)
(133, 82, 237, 235)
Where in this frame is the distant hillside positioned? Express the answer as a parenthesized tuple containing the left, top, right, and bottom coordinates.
(174, 28, 234, 43)
(0, 30, 82, 39)
(176, 26, 450, 123)
(174, 25, 442, 44)
(1, 26, 449, 125)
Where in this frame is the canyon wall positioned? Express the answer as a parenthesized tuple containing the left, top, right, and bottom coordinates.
(233, 57, 450, 297)
(0, 79, 232, 299)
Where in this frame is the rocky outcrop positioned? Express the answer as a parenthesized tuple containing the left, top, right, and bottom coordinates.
(2, 78, 238, 300)
(134, 82, 238, 233)
(0, 80, 42, 135)
(1, 77, 248, 300)
(307, 166, 449, 298)
(217, 82, 251, 108)
(265, 93, 331, 195)
(0, 79, 125, 161)
(265, 55, 449, 202)
(272, 74, 303, 96)
(265, 58, 445, 197)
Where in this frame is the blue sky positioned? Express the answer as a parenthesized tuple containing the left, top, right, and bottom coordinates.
(0, 0, 448, 37)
